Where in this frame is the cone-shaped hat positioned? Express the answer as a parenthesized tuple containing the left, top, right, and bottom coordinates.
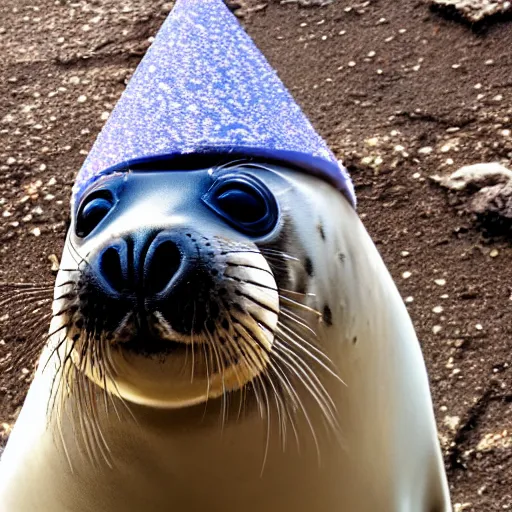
(73, 0, 355, 207)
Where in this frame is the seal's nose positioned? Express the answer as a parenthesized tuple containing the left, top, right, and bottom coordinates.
(143, 232, 183, 295)
(99, 242, 128, 294)
(95, 231, 187, 297)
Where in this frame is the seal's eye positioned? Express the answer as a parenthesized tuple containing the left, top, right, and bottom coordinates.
(202, 174, 278, 236)
(76, 191, 114, 238)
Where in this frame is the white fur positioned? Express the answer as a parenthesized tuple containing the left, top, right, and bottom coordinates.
(0, 171, 452, 511)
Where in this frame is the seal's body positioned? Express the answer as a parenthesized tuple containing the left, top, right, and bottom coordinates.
(0, 167, 451, 511)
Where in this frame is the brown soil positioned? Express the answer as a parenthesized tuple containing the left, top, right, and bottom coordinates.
(0, 1, 511, 510)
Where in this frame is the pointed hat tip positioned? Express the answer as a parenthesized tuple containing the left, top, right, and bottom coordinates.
(73, 0, 355, 207)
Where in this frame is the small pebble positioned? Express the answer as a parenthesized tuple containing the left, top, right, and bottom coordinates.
(77, 95, 87, 103)
(490, 249, 499, 258)
(48, 254, 60, 272)
(432, 306, 444, 314)
(432, 325, 442, 334)
(454, 501, 472, 511)
(402, 271, 412, 279)
(418, 146, 433, 155)
(435, 279, 446, 286)
(30, 227, 41, 237)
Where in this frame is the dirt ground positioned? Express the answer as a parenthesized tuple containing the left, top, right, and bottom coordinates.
(0, 0, 511, 509)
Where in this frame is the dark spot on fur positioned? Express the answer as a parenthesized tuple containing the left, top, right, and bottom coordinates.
(352, 336, 357, 344)
(219, 287, 227, 296)
(304, 257, 313, 276)
(72, 333, 80, 341)
(295, 274, 307, 296)
(211, 268, 219, 276)
(323, 305, 332, 326)
(317, 223, 325, 240)
(338, 252, 346, 263)
(221, 318, 229, 330)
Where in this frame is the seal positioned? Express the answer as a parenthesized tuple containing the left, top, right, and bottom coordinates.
(0, 1, 452, 511)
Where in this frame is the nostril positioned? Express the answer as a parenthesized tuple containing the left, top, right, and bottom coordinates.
(145, 240, 182, 294)
(100, 247, 125, 293)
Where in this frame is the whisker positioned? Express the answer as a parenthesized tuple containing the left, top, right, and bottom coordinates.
(278, 295, 322, 316)
(272, 342, 338, 430)
(224, 261, 275, 278)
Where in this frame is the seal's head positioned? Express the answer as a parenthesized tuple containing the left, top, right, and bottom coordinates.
(59, 161, 295, 407)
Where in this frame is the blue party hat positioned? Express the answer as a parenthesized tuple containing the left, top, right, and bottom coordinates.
(73, 0, 355, 207)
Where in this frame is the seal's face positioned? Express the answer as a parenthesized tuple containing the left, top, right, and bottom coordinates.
(54, 163, 328, 409)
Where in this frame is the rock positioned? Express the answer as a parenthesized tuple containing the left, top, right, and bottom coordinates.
(48, 254, 60, 273)
(430, 163, 512, 192)
(470, 181, 512, 220)
(428, 0, 512, 23)
(432, 163, 512, 235)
